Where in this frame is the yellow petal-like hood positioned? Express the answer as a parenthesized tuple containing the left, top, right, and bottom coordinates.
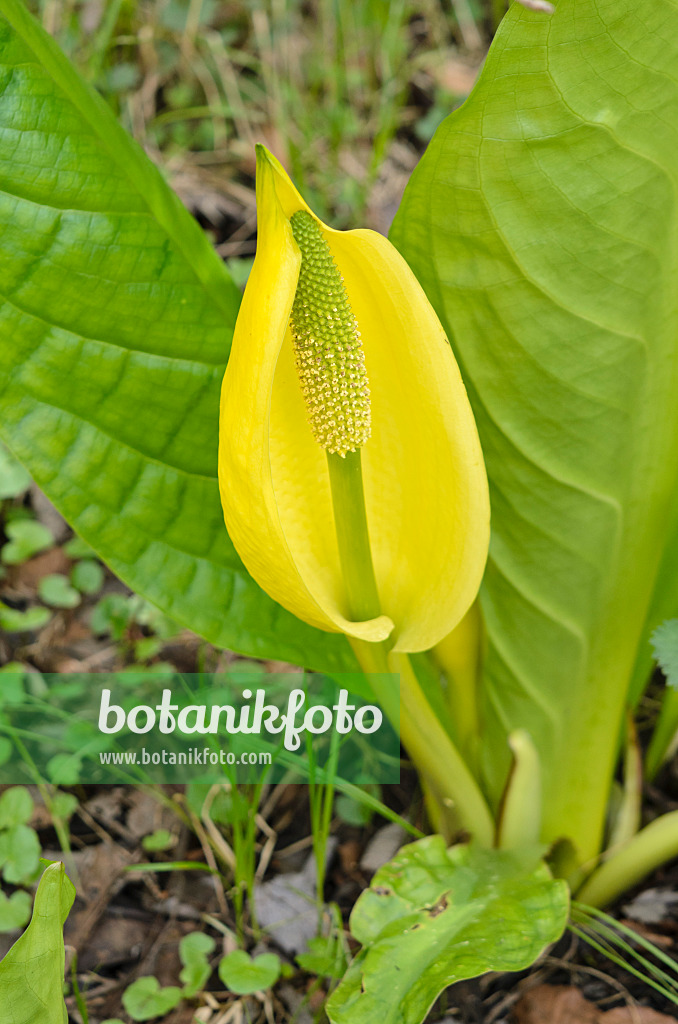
(218, 146, 490, 652)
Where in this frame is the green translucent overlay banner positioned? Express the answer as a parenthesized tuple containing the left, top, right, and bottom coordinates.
(0, 671, 400, 785)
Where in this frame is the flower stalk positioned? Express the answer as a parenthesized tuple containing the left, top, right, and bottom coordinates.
(327, 450, 380, 623)
(350, 637, 495, 846)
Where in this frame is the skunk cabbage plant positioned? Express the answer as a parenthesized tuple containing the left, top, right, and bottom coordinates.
(0, 0, 677, 1018)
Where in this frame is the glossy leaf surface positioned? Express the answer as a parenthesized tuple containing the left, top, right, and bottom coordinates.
(327, 837, 568, 1024)
(392, 0, 678, 858)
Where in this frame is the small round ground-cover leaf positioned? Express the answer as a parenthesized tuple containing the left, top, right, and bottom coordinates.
(0, 824, 42, 885)
(327, 836, 569, 1024)
(141, 828, 175, 853)
(179, 931, 215, 997)
(0, 604, 51, 633)
(50, 792, 78, 822)
(1, 521, 53, 565)
(0, 787, 33, 828)
(122, 977, 182, 1021)
(70, 558, 104, 595)
(0, 890, 32, 932)
(38, 573, 80, 609)
(218, 950, 281, 994)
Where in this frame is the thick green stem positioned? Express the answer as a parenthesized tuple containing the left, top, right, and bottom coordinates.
(432, 603, 481, 771)
(350, 639, 494, 844)
(327, 449, 380, 622)
(606, 712, 641, 850)
(391, 649, 494, 845)
(576, 811, 678, 908)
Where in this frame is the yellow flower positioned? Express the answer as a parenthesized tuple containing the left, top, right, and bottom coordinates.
(218, 145, 489, 653)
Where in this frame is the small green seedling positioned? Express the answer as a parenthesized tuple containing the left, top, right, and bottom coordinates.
(218, 950, 282, 995)
(122, 977, 183, 1021)
(0, 787, 41, 889)
(0, 786, 33, 828)
(297, 905, 349, 982)
(0, 603, 51, 633)
(122, 930, 217, 1017)
(179, 931, 216, 998)
(70, 558, 104, 595)
(1, 519, 53, 564)
(0, 890, 32, 932)
(90, 593, 180, 665)
(50, 792, 79, 823)
(38, 573, 81, 609)
(141, 828, 176, 853)
(90, 593, 134, 639)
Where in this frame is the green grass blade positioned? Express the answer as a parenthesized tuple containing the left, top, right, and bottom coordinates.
(569, 906, 678, 1008)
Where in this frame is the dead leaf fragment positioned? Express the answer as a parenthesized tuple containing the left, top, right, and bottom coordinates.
(254, 840, 336, 955)
(514, 985, 676, 1024)
(622, 887, 678, 925)
(360, 822, 407, 874)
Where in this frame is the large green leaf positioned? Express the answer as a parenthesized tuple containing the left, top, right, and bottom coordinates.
(327, 837, 568, 1024)
(0, 861, 75, 1024)
(392, 0, 678, 860)
(0, 0, 354, 671)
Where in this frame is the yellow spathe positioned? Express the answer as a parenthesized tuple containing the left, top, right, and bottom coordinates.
(218, 145, 490, 652)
